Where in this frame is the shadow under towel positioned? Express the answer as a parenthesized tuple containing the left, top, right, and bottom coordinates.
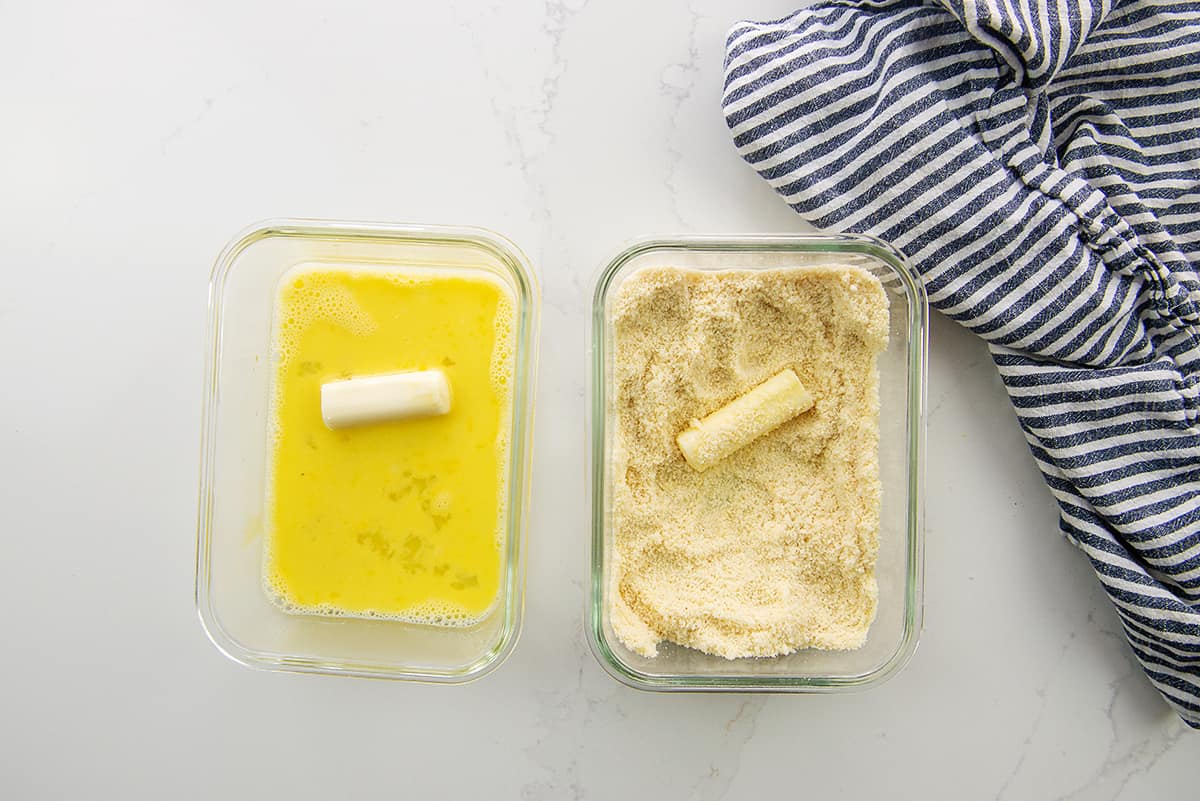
(722, 0, 1200, 726)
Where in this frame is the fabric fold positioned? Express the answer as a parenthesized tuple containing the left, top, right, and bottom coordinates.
(723, 0, 1200, 726)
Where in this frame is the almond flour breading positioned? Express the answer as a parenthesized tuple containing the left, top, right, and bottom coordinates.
(609, 265, 889, 659)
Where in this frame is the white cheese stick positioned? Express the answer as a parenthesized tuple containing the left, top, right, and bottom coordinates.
(321, 369, 451, 430)
(676, 369, 813, 472)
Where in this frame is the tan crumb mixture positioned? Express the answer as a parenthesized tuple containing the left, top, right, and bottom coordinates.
(609, 265, 889, 659)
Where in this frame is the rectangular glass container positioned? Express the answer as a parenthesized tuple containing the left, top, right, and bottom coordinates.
(196, 219, 539, 682)
(588, 234, 926, 691)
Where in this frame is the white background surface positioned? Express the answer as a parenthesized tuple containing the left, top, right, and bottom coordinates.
(1, 1, 1195, 798)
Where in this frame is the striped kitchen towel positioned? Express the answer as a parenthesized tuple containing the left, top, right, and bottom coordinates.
(723, 0, 1200, 726)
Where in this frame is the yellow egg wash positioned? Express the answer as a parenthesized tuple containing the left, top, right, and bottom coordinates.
(264, 265, 515, 625)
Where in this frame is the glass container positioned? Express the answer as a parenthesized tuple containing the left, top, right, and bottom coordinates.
(588, 234, 926, 691)
(196, 219, 539, 682)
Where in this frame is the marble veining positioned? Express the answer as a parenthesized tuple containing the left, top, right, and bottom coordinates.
(0, 1, 1193, 798)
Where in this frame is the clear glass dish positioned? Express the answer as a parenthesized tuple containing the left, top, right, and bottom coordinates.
(587, 234, 927, 691)
(196, 219, 539, 682)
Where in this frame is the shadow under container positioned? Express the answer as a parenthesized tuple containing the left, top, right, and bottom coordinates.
(588, 234, 927, 692)
(196, 219, 539, 682)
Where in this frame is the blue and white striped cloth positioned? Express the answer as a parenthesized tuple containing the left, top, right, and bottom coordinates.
(723, 0, 1200, 726)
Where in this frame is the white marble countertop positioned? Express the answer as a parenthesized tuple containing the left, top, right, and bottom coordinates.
(1, 0, 1194, 797)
